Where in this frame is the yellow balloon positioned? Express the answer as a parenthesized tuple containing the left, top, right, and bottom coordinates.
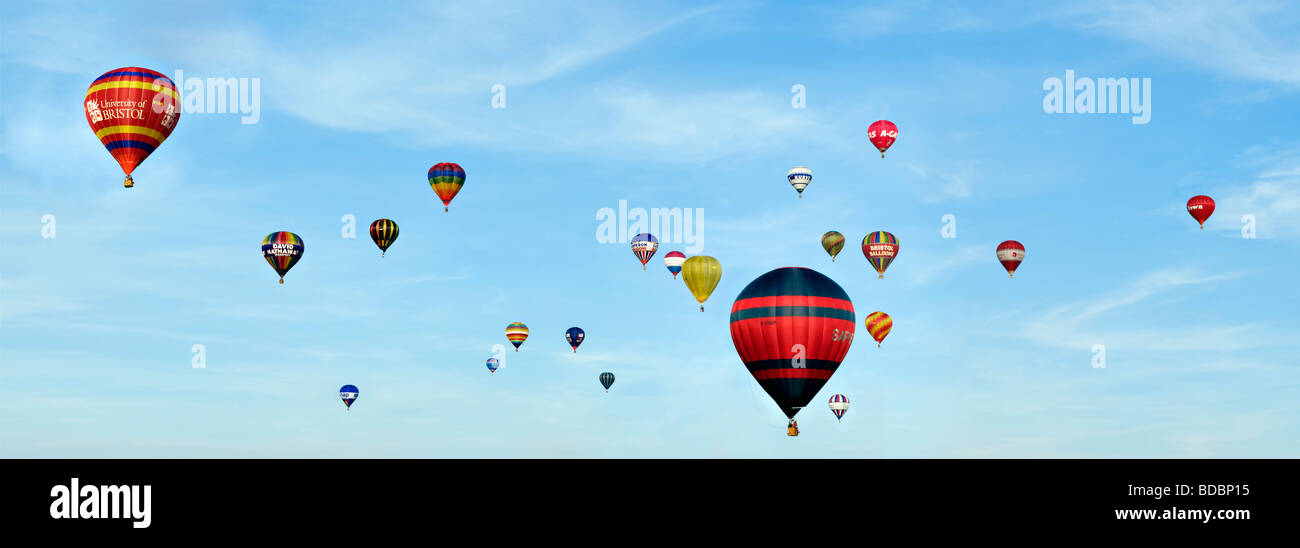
(681, 255, 721, 311)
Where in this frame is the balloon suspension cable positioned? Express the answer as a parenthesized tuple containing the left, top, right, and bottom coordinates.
(124, 175, 134, 188)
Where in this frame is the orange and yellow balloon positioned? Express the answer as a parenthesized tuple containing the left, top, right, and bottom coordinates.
(864, 311, 892, 347)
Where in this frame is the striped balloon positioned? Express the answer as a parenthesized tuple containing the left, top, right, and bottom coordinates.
(261, 231, 304, 284)
(864, 311, 892, 347)
(664, 251, 686, 279)
(369, 219, 399, 257)
(630, 233, 659, 269)
(861, 231, 899, 278)
(730, 267, 855, 421)
(599, 372, 615, 392)
(427, 162, 465, 212)
(505, 322, 529, 351)
(828, 394, 850, 421)
(85, 67, 181, 188)
(486, 357, 500, 374)
(787, 166, 812, 198)
(821, 231, 845, 261)
(996, 240, 1025, 278)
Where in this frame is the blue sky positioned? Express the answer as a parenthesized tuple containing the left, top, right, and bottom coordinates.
(2, 1, 1298, 457)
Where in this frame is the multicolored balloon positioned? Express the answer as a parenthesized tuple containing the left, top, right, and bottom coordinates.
(600, 372, 615, 393)
(664, 251, 686, 279)
(821, 231, 845, 262)
(863, 311, 892, 347)
(730, 267, 855, 426)
(996, 240, 1025, 278)
(868, 119, 897, 158)
(339, 385, 358, 411)
(828, 394, 850, 422)
(85, 67, 181, 188)
(787, 166, 812, 198)
(486, 357, 500, 374)
(681, 255, 722, 311)
(565, 327, 585, 352)
(427, 162, 465, 212)
(262, 231, 304, 284)
(861, 231, 899, 278)
(1187, 195, 1215, 229)
(505, 322, 529, 351)
(630, 233, 659, 270)
(369, 219, 399, 257)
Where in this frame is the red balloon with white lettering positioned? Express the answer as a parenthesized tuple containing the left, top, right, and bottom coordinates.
(85, 67, 181, 188)
(868, 120, 897, 158)
(1186, 195, 1215, 229)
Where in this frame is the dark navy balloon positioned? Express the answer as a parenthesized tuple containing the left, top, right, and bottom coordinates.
(565, 327, 585, 352)
(339, 384, 359, 410)
(600, 372, 615, 392)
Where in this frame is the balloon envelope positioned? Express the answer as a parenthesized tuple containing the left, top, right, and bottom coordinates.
(787, 166, 812, 197)
(681, 255, 722, 311)
(85, 67, 181, 187)
(1187, 195, 1215, 228)
(370, 219, 399, 256)
(730, 267, 855, 419)
(821, 231, 845, 261)
(506, 322, 529, 350)
(486, 357, 500, 373)
(262, 231, 304, 283)
(664, 251, 686, 278)
(427, 162, 465, 212)
(565, 327, 585, 352)
(864, 311, 892, 347)
(630, 233, 659, 268)
(339, 385, 359, 409)
(829, 394, 850, 421)
(600, 372, 615, 391)
(996, 240, 1025, 277)
(861, 231, 899, 278)
(868, 120, 897, 157)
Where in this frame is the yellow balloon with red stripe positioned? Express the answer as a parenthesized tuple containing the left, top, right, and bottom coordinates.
(85, 67, 181, 188)
(864, 311, 892, 347)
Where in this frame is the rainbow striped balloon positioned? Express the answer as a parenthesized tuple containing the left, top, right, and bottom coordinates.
(864, 311, 892, 347)
(427, 162, 465, 212)
(861, 231, 899, 278)
(85, 67, 181, 188)
(261, 231, 304, 284)
(505, 322, 529, 351)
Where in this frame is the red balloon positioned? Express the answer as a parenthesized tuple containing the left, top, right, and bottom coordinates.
(1187, 195, 1215, 229)
(85, 67, 181, 188)
(996, 240, 1025, 278)
(868, 120, 897, 158)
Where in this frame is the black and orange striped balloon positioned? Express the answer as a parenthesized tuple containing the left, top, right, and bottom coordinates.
(369, 218, 399, 257)
(730, 267, 855, 420)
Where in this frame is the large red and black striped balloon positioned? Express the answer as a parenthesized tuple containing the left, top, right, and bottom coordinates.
(730, 267, 856, 419)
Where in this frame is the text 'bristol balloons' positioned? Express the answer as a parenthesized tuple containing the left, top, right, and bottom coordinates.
(664, 251, 686, 279)
(630, 233, 659, 269)
(730, 267, 855, 424)
(829, 394, 850, 422)
(1187, 195, 1215, 229)
(370, 219, 399, 257)
(427, 162, 465, 212)
(600, 372, 615, 392)
(506, 322, 529, 351)
(86, 67, 181, 188)
(862, 231, 899, 278)
(787, 166, 812, 198)
(681, 255, 722, 311)
(486, 357, 500, 374)
(868, 120, 897, 158)
(863, 311, 892, 347)
(339, 385, 358, 411)
(262, 231, 304, 284)
(821, 231, 845, 262)
(565, 327, 585, 352)
(996, 240, 1025, 278)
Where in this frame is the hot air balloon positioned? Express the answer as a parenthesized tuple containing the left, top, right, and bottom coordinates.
(1187, 195, 1215, 229)
(868, 120, 897, 158)
(861, 231, 899, 278)
(427, 162, 465, 212)
(821, 231, 845, 262)
(787, 167, 812, 198)
(996, 240, 1025, 278)
(681, 255, 722, 311)
(630, 233, 659, 270)
(506, 322, 529, 351)
(369, 219, 399, 257)
(863, 311, 892, 347)
(828, 394, 850, 422)
(731, 267, 855, 433)
(664, 251, 686, 279)
(339, 385, 358, 411)
(262, 231, 304, 284)
(565, 327, 585, 352)
(599, 372, 615, 393)
(85, 67, 181, 188)
(486, 357, 500, 374)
